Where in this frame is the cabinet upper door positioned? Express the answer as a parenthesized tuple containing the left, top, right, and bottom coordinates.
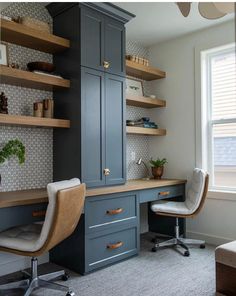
(105, 73, 126, 185)
(104, 17, 125, 76)
(81, 67, 106, 187)
(80, 7, 104, 71)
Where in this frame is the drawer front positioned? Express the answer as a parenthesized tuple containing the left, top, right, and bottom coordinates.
(139, 185, 184, 203)
(0, 203, 48, 232)
(85, 193, 137, 233)
(86, 226, 138, 271)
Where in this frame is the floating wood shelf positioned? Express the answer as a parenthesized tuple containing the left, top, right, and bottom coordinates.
(0, 114, 70, 128)
(126, 95, 166, 108)
(126, 60, 166, 81)
(126, 126, 166, 136)
(0, 19, 70, 53)
(0, 65, 70, 91)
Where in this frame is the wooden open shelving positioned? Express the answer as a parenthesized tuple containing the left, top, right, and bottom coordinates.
(126, 60, 166, 81)
(126, 126, 166, 136)
(0, 19, 70, 53)
(0, 114, 70, 128)
(0, 65, 70, 91)
(126, 95, 166, 108)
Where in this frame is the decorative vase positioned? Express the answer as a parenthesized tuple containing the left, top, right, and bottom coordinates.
(151, 166, 164, 179)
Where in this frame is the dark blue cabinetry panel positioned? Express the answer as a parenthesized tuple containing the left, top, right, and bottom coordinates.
(105, 74, 126, 185)
(81, 67, 106, 187)
(85, 192, 137, 233)
(85, 225, 138, 272)
(80, 6, 104, 71)
(104, 16, 125, 76)
(0, 203, 47, 232)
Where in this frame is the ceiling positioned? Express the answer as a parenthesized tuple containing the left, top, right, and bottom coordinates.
(115, 2, 235, 47)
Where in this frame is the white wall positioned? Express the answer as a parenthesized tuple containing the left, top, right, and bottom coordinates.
(148, 20, 236, 245)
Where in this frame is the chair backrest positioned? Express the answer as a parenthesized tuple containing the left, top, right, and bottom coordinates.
(35, 178, 85, 255)
(185, 168, 209, 215)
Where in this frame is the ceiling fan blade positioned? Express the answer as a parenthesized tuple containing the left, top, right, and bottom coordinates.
(198, 2, 227, 19)
(213, 2, 235, 14)
(177, 2, 192, 17)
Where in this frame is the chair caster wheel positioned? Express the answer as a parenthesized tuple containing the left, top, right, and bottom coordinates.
(62, 273, 70, 281)
(66, 291, 75, 296)
(184, 251, 190, 257)
(151, 247, 157, 252)
(200, 244, 205, 249)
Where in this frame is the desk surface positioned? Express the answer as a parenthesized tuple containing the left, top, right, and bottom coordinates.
(0, 179, 186, 209)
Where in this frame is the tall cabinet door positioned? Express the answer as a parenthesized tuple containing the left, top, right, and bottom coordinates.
(81, 67, 106, 187)
(105, 74, 126, 185)
(104, 17, 125, 76)
(80, 7, 104, 71)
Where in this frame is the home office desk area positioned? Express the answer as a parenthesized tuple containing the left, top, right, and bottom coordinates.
(0, 178, 186, 274)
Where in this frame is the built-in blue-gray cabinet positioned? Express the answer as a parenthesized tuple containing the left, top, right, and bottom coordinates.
(81, 67, 125, 187)
(49, 3, 132, 188)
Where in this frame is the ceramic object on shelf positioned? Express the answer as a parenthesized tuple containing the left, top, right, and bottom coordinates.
(43, 99, 54, 118)
(33, 102, 43, 117)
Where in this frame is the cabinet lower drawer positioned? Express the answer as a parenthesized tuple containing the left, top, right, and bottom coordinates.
(85, 193, 137, 233)
(86, 226, 138, 271)
(139, 185, 184, 203)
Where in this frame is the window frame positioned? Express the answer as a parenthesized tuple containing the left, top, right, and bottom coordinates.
(195, 42, 236, 198)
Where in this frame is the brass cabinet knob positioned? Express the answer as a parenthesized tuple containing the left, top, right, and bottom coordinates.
(103, 61, 110, 69)
(104, 168, 110, 176)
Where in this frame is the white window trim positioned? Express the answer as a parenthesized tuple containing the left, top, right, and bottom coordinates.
(195, 41, 236, 201)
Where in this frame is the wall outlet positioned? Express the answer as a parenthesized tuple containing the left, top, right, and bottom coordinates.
(131, 151, 136, 161)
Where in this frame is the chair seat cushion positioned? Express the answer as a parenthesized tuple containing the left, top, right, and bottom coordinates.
(151, 200, 193, 215)
(215, 241, 236, 269)
(0, 223, 42, 252)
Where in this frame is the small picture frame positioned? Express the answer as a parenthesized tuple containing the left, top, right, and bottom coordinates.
(0, 43, 9, 66)
(126, 78, 144, 97)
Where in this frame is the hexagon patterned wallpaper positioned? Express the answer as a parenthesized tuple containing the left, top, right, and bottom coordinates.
(1, 3, 53, 191)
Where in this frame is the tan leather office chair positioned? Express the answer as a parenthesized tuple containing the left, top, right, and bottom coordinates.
(0, 178, 85, 296)
(151, 168, 209, 256)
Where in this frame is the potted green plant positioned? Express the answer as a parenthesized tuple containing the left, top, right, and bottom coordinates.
(0, 139, 25, 186)
(149, 158, 168, 179)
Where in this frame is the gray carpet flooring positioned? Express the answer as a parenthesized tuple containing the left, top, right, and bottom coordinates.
(0, 233, 216, 296)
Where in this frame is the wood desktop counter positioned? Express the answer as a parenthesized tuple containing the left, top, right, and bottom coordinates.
(0, 179, 186, 274)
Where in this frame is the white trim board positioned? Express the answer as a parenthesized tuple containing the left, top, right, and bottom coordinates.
(186, 231, 234, 246)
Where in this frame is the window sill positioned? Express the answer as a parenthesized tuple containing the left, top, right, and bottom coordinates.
(207, 190, 236, 201)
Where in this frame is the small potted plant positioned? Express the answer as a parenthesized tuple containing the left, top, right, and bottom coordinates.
(0, 139, 25, 186)
(149, 158, 168, 179)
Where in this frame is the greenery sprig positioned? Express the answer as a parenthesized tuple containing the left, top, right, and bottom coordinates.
(149, 158, 168, 168)
(0, 139, 25, 165)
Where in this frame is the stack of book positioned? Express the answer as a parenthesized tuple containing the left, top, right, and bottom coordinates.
(126, 119, 158, 129)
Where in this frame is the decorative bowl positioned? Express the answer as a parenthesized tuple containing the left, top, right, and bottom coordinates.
(27, 62, 55, 73)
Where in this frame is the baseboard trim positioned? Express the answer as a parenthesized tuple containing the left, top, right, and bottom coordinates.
(186, 231, 234, 246)
(0, 253, 49, 277)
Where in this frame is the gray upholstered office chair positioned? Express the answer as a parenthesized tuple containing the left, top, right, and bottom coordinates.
(151, 168, 209, 256)
(0, 178, 85, 296)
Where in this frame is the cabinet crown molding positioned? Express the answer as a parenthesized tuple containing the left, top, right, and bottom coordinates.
(47, 2, 135, 23)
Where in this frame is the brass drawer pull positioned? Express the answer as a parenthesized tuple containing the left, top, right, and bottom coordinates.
(159, 191, 170, 196)
(104, 168, 110, 176)
(107, 241, 123, 250)
(103, 61, 110, 69)
(32, 210, 46, 217)
(106, 208, 124, 215)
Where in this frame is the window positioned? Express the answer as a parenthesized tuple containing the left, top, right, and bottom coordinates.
(202, 43, 236, 192)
